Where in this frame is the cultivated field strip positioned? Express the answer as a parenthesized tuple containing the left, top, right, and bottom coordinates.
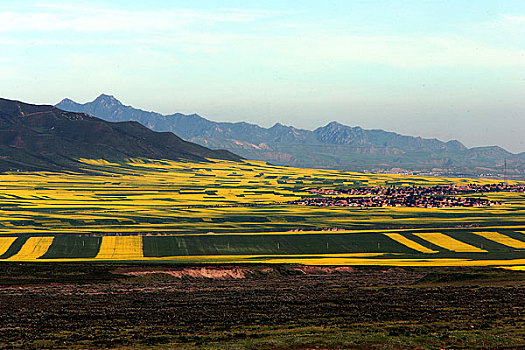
(0, 155, 523, 266)
(411, 232, 487, 253)
(0, 158, 522, 237)
(473, 232, 525, 249)
(0, 237, 17, 256)
(95, 236, 144, 260)
(0, 230, 522, 260)
(0, 232, 523, 267)
(383, 233, 438, 253)
(8, 237, 54, 261)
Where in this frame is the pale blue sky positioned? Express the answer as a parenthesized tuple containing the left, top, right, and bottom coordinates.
(1, 1, 524, 152)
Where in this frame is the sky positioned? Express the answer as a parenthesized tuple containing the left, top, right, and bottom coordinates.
(1, 1, 524, 152)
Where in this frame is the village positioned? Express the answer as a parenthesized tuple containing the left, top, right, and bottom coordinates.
(288, 183, 525, 208)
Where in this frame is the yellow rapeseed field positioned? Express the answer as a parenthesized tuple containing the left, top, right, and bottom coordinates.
(245, 256, 525, 267)
(4, 254, 525, 267)
(0, 157, 520, 238)
(8, 237, 54, 261)
(383, 233, 438, 253)
(0, 237, 16, 256)
(412, 232, 487, 253)
(95, 236, 144, 260)
(473, 232, 525, 249)
(0, 157, 523, 266)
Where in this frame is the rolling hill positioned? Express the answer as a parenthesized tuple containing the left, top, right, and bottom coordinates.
(0, 97, 240, 172)
(57, 94, 525, 178)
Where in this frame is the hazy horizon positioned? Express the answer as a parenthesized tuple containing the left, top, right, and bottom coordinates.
(1, 1, 524, 152)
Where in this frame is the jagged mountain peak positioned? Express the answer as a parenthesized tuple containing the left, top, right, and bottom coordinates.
(58, 98, 75, 105)
(93, 94, 122, 106)
(318, 121, 362, 132)
(270, 122, 294, 129)
(445, 139, 467, 151)
(325, 121, 349, 128)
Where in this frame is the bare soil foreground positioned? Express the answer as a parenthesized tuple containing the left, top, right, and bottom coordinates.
(0, 264, 524, 350)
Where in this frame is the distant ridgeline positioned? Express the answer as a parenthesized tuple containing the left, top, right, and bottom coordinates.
(57, 95, 525, 178)
(0, 97, 240, 172)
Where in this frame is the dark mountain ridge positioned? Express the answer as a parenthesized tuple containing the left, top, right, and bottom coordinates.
(0, 97, 240, 172)
(57, 94, 525, 177)
(58, 95, 466, 151)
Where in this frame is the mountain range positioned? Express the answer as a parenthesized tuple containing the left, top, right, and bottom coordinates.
(57, 94, 525, 178)
(0, 97, 240, 172)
